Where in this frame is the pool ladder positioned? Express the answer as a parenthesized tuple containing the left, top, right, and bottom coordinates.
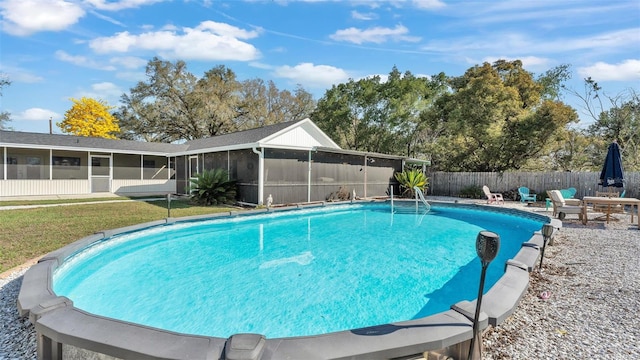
(413, 186, 431, 212)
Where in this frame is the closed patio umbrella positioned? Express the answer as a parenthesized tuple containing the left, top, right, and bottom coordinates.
(599, 141, 625, 189)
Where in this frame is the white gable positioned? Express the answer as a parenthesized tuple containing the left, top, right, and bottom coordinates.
(261, 118, 340, 149)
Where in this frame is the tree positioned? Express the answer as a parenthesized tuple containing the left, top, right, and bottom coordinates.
(587, 96, 639, 171)
(577, 80, 639, 171)
(193, 65, 243, 137)
(537, 63, 572, 101)
(521, 129, 595, 171)
(423, 60, 578, 172)
(116, 58, 316, 142)
(237, 80, 315, 130)
(58, 97, 120, 139)
(116, 58, 199, 142)
(311, 66, 446, 155)
(0, 75, 11, 130)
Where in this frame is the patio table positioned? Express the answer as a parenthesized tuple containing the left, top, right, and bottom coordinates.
(582, 196, 640, 227)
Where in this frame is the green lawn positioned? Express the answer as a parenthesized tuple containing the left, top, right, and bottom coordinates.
(0, 199, 233, 273)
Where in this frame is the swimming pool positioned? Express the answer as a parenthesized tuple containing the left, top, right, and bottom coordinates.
(53, 202, 542, 339)
(19, 200, 559, 359)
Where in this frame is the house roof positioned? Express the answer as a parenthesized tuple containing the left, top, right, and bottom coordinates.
(0, 118, 340, 156)
(0, 129, 185, 155)
(1, 119, 431, 165)
(182, 121, 296, 151)
(181, 118, 339, 153)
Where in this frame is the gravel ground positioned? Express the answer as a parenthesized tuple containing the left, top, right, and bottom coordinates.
(1, 202, 639, 359)
(0, 270, 36, 360)
(483, 209, 640, 360)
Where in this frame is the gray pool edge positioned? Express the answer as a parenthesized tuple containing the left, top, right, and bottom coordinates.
(17, 200, 561, 360)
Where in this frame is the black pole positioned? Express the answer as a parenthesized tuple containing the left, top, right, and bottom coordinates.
(538, 237, 548, 271)
(468, 264, 488, 360)
(539, 224, 554, 272)
(468, 231, 500, 360)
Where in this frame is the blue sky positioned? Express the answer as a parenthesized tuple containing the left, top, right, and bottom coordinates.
(1, 0, 639, 134)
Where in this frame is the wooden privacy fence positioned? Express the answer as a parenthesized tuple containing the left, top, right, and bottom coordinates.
(426, 171, 640, 200)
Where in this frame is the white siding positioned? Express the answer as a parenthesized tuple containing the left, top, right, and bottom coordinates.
(112, 179, 176, 194)
(0, 179, 176, 197)
(266, 127, 324, 148)
(0, 180, 90, 197)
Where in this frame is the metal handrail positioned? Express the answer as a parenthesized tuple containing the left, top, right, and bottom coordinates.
(413, 186, 431, 212)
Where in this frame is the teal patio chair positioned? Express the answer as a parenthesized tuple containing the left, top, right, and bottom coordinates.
(560, 187, 577, 199)
(518, 186, 537, 203)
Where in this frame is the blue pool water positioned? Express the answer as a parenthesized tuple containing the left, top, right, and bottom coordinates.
(53, 203, 544, 338)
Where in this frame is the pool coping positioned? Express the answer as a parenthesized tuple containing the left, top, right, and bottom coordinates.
(18, 200, 561, 360)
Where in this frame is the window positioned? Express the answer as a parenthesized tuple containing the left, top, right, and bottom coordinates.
(53, 156, 81, 167)
(52, 151, 88, 179)
(27, 157, 41, 166)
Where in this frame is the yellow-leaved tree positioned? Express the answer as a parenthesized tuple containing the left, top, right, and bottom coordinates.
(58, 97, 120, 139)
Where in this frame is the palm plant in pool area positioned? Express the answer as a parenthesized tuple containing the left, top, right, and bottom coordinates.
(189, 168, 237, 206)
(394, 168, 429, 198)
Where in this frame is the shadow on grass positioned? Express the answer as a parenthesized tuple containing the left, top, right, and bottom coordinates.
(141, 196, 243, 214)
(0, 197, 135, 207)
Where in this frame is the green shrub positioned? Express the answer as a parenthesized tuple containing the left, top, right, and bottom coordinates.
(459, 185, 484, 199)
(394, 169, 428, 198)
(189, 168, 237, 206)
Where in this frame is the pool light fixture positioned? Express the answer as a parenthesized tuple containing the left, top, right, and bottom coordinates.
(468, 231, 500, 360)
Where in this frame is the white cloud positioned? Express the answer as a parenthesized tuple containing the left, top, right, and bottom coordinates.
(84, 0, 165, 11)
(294, 0, 445, 10)
(249, 62, 274, 70)
(578, 59, 640, 81)
(196, 21, 260, 40)
(0, 65, 44, 83)
(55, 51, 116, 71)
(411, 0, 446, 9)
(74, 82, 123, 105)
(330, 25, 420, 44)
(89, 21, 262, 61)
(273, 63, 350, 88)
(422, 28, 639, 59)
(91, 82, 122, 95)
(109, 56, 148, 69)
(351, 10, 377, 20)
(423, 33, 530, 54)
(0, 0, 85, 36)
(115, 70, 145, 81)
(14, 108, 61, 121)
(89, 10, 127, 27)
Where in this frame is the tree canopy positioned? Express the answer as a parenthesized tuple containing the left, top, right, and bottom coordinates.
(311, 66, 447, 156)
(115, 58, 316, 142)
(58, 97, 120, 139)
(585, 86, 639, 171)
(312, 61, 578, 172)
(424, 60, 579, 172)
